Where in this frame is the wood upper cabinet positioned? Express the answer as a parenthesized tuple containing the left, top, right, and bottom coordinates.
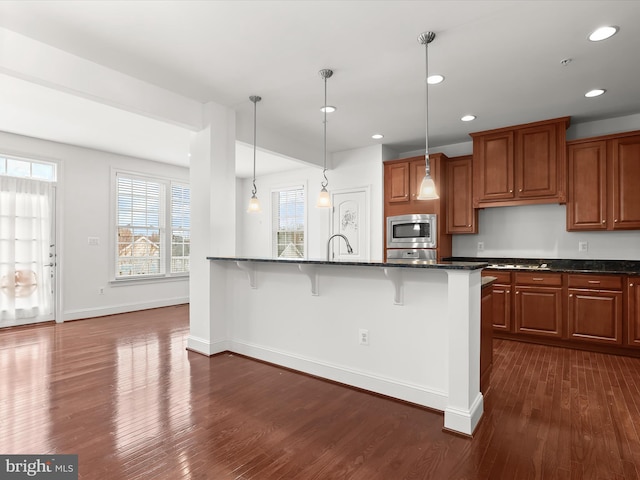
(567, 274, 623, 345)
(566, 140, 608, 230)
(611, 134, 640, 229)
(627, 277, 640, 348)
(446, 155, 477, 234)
(471, 117, 569, 208)
(383, 154, 446, 216)
(567, 131, 640, 231)
(514, 272, 563, 338)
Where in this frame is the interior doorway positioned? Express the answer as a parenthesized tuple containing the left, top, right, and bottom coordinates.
(330, 186, 370, 262)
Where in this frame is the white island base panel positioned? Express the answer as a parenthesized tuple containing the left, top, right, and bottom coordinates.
(189, 259, 484, 436)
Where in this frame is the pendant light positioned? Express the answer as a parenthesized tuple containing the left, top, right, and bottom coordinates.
(316, 68, 333, 208)
(416, 31, 439, 200)
(247, 95, 262, 213)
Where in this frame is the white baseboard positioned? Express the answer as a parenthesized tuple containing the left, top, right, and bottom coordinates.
(62, 296, 189, 322)
(443, 393, 484, 436)
(230, 340, 449, 412)
(187, 335, 229, 356)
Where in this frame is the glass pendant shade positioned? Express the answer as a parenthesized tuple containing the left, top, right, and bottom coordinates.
(316, 186, 331, 208)
(247, 193, 261, 213)
(416, 173, 438, 200)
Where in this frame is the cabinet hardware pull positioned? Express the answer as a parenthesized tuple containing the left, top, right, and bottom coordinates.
(509, 189, 513, 193)
(615, 219, 618, 222)
(519, 189, 522, 192)
(569, 294, 573, 297)
(602, 220, 606, 224)
(587, 280, 600, 284)
(631, 283, 635, 287)
(532, 277, 544, 281)
(507, 290, 510, 293)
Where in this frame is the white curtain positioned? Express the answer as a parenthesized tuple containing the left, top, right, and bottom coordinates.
(0, 176, 53, 326)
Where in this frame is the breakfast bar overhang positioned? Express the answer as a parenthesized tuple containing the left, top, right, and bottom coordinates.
(189, 257, 487, 436)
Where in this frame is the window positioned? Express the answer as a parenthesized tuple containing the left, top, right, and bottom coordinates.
(115, 172, 190, 279)
(0, 155, 56, 182)
(272, 186, 305, 258)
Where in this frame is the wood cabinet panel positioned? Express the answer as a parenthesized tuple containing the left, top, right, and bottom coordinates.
(515, 272, 563, 286)
(627, 277, 640, 348)
(515, 286, 563, 337)
(480, 284, 494, 394)
(516, 123, 558, 198)
(567, 131, 640, 231)
(568, 289, 622, 345)
(471, 117, 569, 208)
(611, 134, 640, 229)
(567, 141, 608, 230)
(567, 274, 623, 290)
(386, 162, 410, 203)
(446, 155, 477, 234)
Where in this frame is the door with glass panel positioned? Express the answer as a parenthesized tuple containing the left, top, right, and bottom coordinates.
(0, 156, 56, 327)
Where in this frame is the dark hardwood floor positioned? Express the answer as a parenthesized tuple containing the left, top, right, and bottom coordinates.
(1, 305, 639, 479)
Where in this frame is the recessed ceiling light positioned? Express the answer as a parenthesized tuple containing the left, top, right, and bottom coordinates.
(427, 74, 444, 85)
(585, 89, 606, 98)
(461, 115, 476, 122)
(588, 26, 619, 42)
(371, 134, 384, 139)
(320, 105, 336, 113)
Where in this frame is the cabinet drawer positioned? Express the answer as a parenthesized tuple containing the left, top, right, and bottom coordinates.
(567, 274, 623, 290)
(483, 270, 512, 283)
(515, 272, 562, 286)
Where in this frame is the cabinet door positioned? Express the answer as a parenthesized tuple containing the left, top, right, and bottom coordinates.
(611, 134, 640, 229)
(515, 123, 559, 199)
(474, 131, 514, 204)
(410, 158, 426, 202)
(568, 289, 623, 345)
(385, 161, 410, 203)
(446, 156, 477, 233)
(567, 141, 608, 231)
(627, 278, 640, 348)
(514, 286, 563, 337)
(491, 284, 512, 331)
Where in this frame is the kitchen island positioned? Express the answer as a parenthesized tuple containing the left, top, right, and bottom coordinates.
(189, 257, 487, 435)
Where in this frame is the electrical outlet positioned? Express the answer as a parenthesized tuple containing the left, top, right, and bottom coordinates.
(477, 241, 485, 252)
(359, 329, 369, 346)
(88, 236, 100, 246)
(578, 241, 588, 252)
(98, 287, 104, 295)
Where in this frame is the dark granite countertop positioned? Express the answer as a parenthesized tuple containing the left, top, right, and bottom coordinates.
(207, 256, 488, 271)
(446, 257, 640, 275)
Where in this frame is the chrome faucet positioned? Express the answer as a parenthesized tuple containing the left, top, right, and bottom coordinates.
(326, 234, 353, 261)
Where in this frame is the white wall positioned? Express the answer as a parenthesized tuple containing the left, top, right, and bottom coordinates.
(238, 144, 386, 261)
(0, 131, 189, 321)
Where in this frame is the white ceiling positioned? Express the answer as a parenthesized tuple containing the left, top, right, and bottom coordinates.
(1, 1, 639, 177)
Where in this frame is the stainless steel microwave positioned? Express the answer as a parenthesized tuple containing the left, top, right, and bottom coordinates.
(386, 214, 437, 249)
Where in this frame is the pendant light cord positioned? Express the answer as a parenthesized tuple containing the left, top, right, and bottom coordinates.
(419, 32, 435, 177)
(249, 95, 261, 195)
(321, 73, 329, 189)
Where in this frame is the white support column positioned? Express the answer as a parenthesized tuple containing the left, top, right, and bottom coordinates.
(444, 269, 483, 435)
(188, 102, 236, 355)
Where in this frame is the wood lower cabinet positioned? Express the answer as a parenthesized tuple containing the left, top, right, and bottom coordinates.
(446, 155, 477, 234)
(471, 117, 569, 208)
(567, 131, 640, 231)
(627, 277, 640, 348)
(566, 274, 623, 345)
(483, 270, 512, 332)
(514, 272, 563, 338)
(480, 283, 494, 394)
